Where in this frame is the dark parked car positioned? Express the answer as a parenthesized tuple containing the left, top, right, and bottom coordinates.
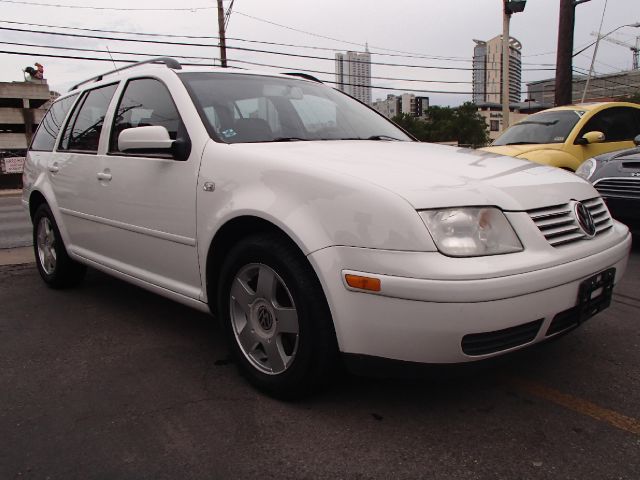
(576, 135, 640, 233)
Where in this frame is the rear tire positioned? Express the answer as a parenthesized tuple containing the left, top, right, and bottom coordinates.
(217, 233, 339, 399)
(33, 204, 86, 289)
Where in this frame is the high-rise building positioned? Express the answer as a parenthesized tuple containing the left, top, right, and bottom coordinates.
(335, 47, 372, 105)
(473, 36, 522, 104)
(373, 93, 429, 119)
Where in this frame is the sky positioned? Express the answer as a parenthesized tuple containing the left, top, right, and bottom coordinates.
(0, 0, 638, 106)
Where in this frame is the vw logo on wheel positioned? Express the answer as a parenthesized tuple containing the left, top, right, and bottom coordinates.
(574, 201, 596, 238)
(257, 305, 274, 331)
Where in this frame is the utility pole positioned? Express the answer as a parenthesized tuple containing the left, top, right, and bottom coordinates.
(555, 0, 591, 106)
(217, 0, 227, 67)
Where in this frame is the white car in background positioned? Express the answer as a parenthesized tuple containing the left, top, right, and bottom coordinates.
(23, 58, 631, 397)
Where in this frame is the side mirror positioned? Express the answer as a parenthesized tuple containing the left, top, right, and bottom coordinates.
(576, 131, 605, 145)
(118, 125, 174, 152)
(634, 134, 640, 146)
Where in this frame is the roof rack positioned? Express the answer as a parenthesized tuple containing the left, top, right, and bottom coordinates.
(69, 57, 182, 92)
(281, 72, 323, 83)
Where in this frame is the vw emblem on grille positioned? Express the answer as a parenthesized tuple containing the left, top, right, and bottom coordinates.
(632, 172, 640, 177)
(257, 305, 274, 331)
(574, 201, 596, 238)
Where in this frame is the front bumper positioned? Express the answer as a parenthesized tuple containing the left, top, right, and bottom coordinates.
(308, 230, 631, 365)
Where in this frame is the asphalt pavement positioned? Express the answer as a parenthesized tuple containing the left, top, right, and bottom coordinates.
(0, 193, 31, 249)
(0, 193, 639, 479)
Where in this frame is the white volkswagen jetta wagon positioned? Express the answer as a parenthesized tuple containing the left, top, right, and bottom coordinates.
(23, 58, 631, 397)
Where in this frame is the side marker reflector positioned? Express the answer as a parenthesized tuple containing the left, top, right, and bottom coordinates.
(345, 274, 381, 292)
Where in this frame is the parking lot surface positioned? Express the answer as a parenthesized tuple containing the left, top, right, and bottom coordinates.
(0, 194, 30, 249)
(1, 240, 639, 479)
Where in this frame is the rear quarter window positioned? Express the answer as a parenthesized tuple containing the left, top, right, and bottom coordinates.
(29, 94, 78, 151)
(59, 83, 118, 153)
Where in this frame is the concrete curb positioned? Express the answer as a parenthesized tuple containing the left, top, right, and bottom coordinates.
(0, 189, 22, 197)
(0, 246, 34, 266)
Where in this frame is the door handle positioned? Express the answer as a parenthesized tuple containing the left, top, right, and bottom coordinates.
(96, 172, 112, 181)
(48, 163, 59, 173)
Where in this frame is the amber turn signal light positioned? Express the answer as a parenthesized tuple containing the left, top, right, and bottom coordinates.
(345, 274, 381, 292)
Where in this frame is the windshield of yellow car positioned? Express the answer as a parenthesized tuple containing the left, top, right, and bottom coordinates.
(492, 110, 585, 146)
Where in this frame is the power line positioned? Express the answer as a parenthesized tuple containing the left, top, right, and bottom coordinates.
(0, 20, 509, 64)
(3, 0, 527, 67)
(233, 10, 460, 61)
(0, 39, 530, 87)
(575, 51, 628, 74)
(0, 19, 556, 67)
(1, 49, 544, 95)
(228, 57, 478, 84)
(1, 40, 500, 87)
(0, 25, 556, 72)
(0, 1, 561, 66)
(0, 0, 213, 10)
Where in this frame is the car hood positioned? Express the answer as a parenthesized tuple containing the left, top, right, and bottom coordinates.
(590, 147, 640, 182)
(232, 141, 597, 211)
(593, 146, 640, 162)
(480, 143, 566, 158)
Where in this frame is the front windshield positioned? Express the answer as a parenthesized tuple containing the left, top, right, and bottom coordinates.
(180, 72, 412, 143)
(492, 110, 584, 146)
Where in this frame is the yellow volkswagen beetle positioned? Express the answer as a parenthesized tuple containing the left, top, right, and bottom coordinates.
(481, 102, 640, 171)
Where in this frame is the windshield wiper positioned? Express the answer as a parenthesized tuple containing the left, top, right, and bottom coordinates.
(333, 135, 404, 141)
(516, 120, 559, 127)
(366, 135, 403, 141)
(270, 137, 310, 142)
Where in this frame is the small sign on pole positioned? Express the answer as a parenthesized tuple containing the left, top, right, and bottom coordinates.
(1, 157, 26, 174)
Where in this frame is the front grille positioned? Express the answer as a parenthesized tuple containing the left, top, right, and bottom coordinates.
(593, 177, 640, 199)
(461, 319, 543, 356)
(527, 197, 613, 247)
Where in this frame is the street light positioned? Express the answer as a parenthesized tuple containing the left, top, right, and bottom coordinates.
(573, 22, 640, 57)
(502, 0, 526, 131)
(505, 0, 526, 14)
(581, 22, 640, 102)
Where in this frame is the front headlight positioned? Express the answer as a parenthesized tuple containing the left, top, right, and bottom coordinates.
(419, 207, 523, 257)
(575, 158, 597, 180)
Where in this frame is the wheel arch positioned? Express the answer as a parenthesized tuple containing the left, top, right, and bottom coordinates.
(27, 187, 75, 255)
(28, 190, 48, 220)
(205, 215, 325, 317)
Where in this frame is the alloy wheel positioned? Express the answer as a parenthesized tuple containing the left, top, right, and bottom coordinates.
(36, 216, 57, 275)
(229, 263, 300, 375)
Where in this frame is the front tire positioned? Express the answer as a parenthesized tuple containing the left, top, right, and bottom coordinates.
(217, 233, 339, 398)
(33, 204, 86, 288)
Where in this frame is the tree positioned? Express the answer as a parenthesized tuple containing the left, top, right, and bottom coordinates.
(615, 93, 640, 104)
(392, 102, 489, 148)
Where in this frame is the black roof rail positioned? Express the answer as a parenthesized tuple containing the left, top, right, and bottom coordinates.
(281, 72, 323, 83)
(69, 57, 182, 91)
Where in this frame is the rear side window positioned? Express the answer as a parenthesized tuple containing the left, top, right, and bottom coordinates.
(109, 78, 181, 153)
(30, 94, 78, 151)
(59, 83, 118, 153)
